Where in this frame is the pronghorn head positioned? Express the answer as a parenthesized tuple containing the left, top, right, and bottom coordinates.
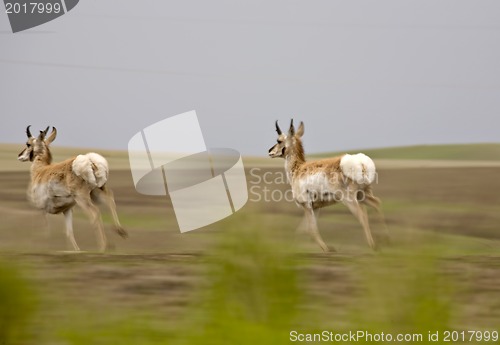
(18, 126, 57, 162)
(268, 119, 304, 158)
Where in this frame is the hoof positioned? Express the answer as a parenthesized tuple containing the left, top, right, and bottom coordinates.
(322, 246, 335, 253)
(116, 227, 128, 239)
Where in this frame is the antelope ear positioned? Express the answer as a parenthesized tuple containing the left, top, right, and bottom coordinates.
(296, 121, 304, 137)
(45, 127, 57, 145)
(288, 119, 295, 136)
(37, 128, 46, 140)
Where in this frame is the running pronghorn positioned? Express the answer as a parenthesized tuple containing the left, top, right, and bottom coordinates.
(268, 120, 387, 252)
(18, 126, 127, 251)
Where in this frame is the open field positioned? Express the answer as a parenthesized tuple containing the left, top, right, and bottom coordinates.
(315, 143, 500, 161)
(0, 144, 499, 344)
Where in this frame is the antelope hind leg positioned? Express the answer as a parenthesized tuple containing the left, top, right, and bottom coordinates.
(344, 199, 377, 250)
(75, 195, 107, 252)
(93, 186, 128, 239)
(362, 193, 390, 244)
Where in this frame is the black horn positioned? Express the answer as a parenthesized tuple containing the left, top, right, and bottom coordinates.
(26, 125, 32, 138)
(289, 119, 295, 135)
(275, 120, 282, 135)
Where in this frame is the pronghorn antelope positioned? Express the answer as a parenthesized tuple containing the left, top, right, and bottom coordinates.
(268, 120, 387, 252)
(18, 126, 127, 251)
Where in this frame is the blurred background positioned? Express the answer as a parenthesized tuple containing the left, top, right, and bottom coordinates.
(1, 0, 500, 154)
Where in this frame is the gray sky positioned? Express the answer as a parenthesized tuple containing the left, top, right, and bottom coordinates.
(1, 0, 500, 155)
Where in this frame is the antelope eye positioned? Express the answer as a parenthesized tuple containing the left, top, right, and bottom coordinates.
(277, 140, 282, 144)
(26, 143, 31, 147)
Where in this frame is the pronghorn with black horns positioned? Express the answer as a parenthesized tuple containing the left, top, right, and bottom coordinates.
(18, 126, 128, 251)
(268, 120, 387, 252)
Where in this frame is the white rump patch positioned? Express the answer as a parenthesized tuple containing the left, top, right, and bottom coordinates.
(72, 153, 109, 188)
(340, 153, 376, 185)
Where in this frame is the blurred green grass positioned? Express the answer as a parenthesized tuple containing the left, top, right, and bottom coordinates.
(0, 262, 37, 344)
(1, 223, 477, 345)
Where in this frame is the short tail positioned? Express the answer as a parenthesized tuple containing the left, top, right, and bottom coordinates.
(72, 153, 109, 189)
(340, 153, 376, 185)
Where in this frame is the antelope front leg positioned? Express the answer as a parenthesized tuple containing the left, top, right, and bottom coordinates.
(304, 207, 331, 253)
(63, 209, 80, 251)
(296, 215, 308, 234)
(296, 209, 320, 234)
(42, 212, 51, 239)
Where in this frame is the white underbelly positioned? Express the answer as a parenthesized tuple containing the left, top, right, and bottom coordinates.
(293, 173, 333, 203)
(29, 182, 75, 214)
